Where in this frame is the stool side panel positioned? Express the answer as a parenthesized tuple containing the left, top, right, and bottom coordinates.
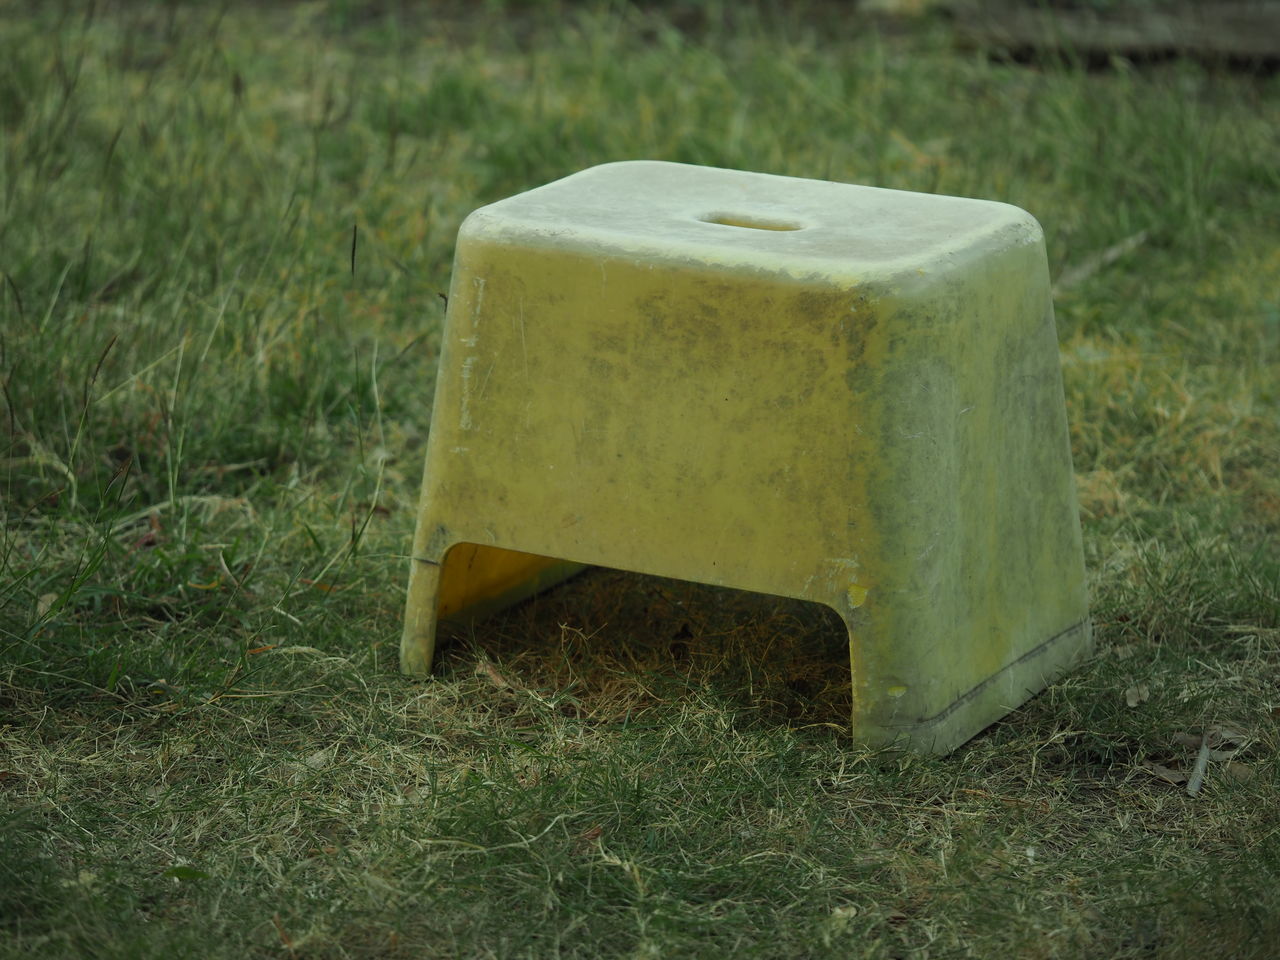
(418, 236, 880, 602)
(845, 237, 1090, 747)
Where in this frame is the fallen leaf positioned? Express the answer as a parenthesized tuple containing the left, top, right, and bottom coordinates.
(478, 661, 513, 690)
(1125, 684, 1150, 707)
(573, 825, 604, 854)
(1138, 761, 1187, 786)
(1207, 726, 1250, 749)
(131, 530, 159, 550)
(36, 593, 59, 618)
(1173, 726, 1253, 759)
(1222, 762, 1254, 783)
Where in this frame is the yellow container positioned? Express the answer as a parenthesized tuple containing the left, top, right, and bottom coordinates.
(402, 161, 1091, 754)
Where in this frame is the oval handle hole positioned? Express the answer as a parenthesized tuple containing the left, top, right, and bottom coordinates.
(699, 213, 804, 232)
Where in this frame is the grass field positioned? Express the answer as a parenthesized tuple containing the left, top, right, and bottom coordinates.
(2, 1, 1278, 956)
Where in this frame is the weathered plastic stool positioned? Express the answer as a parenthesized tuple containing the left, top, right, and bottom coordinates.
(402, 161, 1090, 753)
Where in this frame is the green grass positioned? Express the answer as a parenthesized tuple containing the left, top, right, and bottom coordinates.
(2, 1, 1278, 956)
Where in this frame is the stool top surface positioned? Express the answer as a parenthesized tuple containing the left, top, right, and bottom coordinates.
(461, 161, 1041, 282)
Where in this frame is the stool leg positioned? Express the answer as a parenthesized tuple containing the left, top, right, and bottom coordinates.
(401, 555, 443, 676)
(842, 609, 1093, 753)
(401, 540, 586, 676)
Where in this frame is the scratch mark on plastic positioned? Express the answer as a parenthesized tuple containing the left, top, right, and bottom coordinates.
(457, 278, 487, 430)
(459, 356, 476, 430)
(517, 296, 529, 379)
(477, 361, 495, 401)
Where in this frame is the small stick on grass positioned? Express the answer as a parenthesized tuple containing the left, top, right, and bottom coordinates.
(1186, 735, 1213, 797)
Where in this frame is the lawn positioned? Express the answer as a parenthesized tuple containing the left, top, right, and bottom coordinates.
(1, 1, 1278, 957)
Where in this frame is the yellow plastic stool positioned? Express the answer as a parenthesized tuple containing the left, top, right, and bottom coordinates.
(402, 161, 1091, 753)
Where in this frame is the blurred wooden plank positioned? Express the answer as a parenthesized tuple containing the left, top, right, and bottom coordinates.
(952, 2, 1280, 61)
